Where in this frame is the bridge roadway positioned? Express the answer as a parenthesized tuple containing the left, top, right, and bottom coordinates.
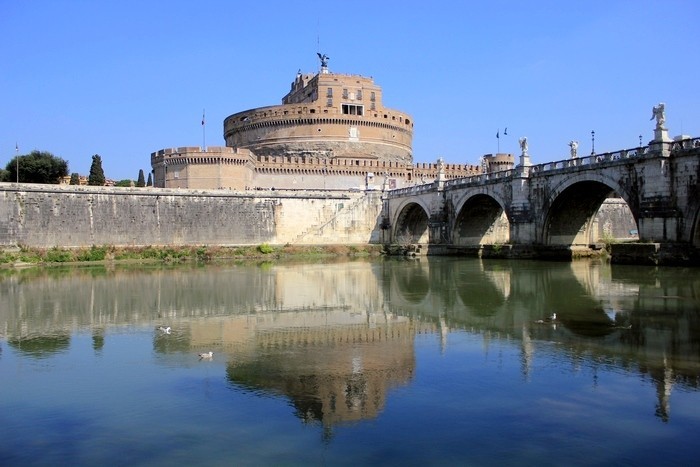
(382, 137, 700, 263)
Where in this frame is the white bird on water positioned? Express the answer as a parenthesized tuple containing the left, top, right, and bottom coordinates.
(535, 313, 557, 324)
(158, 326, 171, 334)
(198, 351, 214, 360)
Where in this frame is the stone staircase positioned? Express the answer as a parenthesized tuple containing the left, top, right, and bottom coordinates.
(291, 195, 367, 244)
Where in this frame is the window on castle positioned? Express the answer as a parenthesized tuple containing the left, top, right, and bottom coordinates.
(370, 102, 376, 111)
(326, 98, 333, 107)
(326, 88, 333, 97)
(370, 92, 375, 102)
(342, 88, 348, 99)
(342, 104, 364, 116)
(357, 90, 362, 100)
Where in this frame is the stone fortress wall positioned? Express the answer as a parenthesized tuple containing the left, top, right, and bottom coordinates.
(0, 184, 385, 249)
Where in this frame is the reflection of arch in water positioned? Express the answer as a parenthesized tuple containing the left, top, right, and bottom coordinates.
(452, 260, 508, 317)
(393, 202, 430, 244)
(391, 260, 430, 304)
(452, 193, 510, 246)
(529, 262, 620, 335)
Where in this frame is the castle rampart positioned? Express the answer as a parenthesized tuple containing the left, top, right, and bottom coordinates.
(0, 183, 384, 248)
(151, 146, 480, 191)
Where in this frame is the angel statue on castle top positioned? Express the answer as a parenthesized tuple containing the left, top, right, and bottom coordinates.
(317, 53, 330, 68)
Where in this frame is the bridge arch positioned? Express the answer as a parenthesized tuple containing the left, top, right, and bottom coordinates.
(451, 192, 510, 246)
(392, 200, 431, 244)
(690, 202, 700, 248)
(541, 174, 638, 246)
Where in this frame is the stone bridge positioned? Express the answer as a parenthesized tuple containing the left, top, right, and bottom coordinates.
(383, 136, 700, 264)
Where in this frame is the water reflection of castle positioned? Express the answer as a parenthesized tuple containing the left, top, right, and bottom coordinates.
(2, 260, 698, 426)
(186, 309, 423, 431)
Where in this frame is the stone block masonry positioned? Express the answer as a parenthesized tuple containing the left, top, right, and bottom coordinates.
(0, 184, 383, 249)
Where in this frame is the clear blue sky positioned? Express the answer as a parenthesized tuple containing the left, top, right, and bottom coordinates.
(2, 0, 698, 181)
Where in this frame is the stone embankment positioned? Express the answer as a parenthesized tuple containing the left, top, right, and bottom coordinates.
(0, 184, 383, 249)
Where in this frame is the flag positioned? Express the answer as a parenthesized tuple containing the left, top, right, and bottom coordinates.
(504, 127, 508, 135)
(496, 130, 499, 139)
(201, 110, 205, 126)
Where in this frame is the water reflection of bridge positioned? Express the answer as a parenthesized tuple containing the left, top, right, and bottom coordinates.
(1, 259, 698, 425)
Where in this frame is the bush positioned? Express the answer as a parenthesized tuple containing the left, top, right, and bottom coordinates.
(258, 243, 275, 254)
(76, 246, 107, 262)
(44, 248, 73, 263)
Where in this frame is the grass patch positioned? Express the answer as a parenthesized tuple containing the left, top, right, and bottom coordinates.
(0, 244, 384, 268)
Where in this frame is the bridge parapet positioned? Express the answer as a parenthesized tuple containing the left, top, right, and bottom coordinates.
(444, 169, 515, 189)
(671, 137, 700, 151)
(531, 146, 649, 174)
(386, 182, 437, 198)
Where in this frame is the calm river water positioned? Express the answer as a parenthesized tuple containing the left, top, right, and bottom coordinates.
(1, 257, 699, 466)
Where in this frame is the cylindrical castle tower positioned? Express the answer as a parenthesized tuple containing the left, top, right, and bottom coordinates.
(224, 67, 414, 164)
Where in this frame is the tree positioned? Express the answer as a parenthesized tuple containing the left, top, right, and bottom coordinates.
(136, 169, 146, 187)
(115, 179, 134, 187)
(88, 154, 105, 186)
(3, 150, 68, 184)
(70, 173, 80, 185)
(147, 172, 153, 187)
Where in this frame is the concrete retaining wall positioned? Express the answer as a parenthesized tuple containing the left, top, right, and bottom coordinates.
(0, 184, 383, 248)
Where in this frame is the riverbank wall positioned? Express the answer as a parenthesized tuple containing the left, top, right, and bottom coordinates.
(0, 183, 383, 248)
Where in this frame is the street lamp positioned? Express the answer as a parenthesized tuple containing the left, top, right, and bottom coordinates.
(591, 130, 596, 155)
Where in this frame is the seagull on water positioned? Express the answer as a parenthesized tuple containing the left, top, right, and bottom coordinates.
(198, 351, 214, 360)
(158, 326, 171, 334)
(535, 313, 557, 324)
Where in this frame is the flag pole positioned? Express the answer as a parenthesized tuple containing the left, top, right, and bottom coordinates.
(15, 142, 19, 183)
(201, 109, 206, 151)
(496, 130, 500, 153)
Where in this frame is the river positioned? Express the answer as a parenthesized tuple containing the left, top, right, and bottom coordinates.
(1, 257, 699, 465)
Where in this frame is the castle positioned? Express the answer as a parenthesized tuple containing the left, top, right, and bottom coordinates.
(151, 56, 494, 191)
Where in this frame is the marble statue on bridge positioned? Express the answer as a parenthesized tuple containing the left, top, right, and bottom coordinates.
(519, 137, 528, 156)
(569, 140, 579, 159)
(651, 103, 666, 130)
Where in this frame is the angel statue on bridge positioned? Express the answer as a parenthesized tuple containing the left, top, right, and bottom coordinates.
(651, 103, 666, 130)
(569, 140, 579, 159)
(519, 137, 528, 156)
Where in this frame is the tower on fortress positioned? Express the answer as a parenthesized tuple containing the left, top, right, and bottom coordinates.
(223, 54, 414, 164)
(151, 55, 481, 190)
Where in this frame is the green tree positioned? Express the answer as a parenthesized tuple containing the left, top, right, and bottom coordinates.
(88, 154, 105, 186)
(70, 173, 80, 185)
(146, 172, 153, 187)
(136, 169, 146, 187)
(115, 179, 133, 187)
(4, 150, 68, 184)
